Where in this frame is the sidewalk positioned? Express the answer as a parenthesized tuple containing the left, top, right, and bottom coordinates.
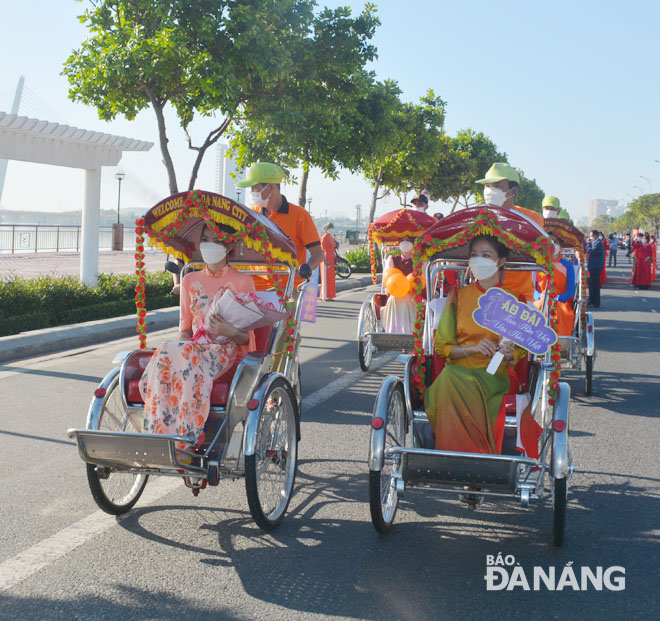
(0, 262, 374, 362)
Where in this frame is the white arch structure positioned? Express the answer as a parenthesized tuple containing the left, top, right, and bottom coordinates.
(0, 111, 153, 285)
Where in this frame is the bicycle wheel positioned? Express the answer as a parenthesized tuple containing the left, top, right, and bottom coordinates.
(335, 258, 352, 279)
(86, 376, 148, 515)
(358, 300, 376, 371)
(245, 378, 299, 530)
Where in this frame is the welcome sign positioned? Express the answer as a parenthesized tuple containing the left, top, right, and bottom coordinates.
(472, 288, 557, 355)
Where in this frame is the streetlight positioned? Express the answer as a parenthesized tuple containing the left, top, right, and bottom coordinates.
(307, 196, 313, 215)
(236, 187, 242, 203)
(114, 169, 125, 223)
(639, 175, 652, 192)
(633, 185, 644, 195)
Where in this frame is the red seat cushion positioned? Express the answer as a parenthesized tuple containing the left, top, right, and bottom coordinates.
(373, 293, 388, 320)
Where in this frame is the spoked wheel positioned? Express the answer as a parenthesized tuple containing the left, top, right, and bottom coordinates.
(369, 383, 405, 533)
(585, 355, 593, 395)
(335, 257, 352, 279)
(87, 375, 148, 515)
(552, 477, 567, 547)
(245, 378, 299, 530)
(358, 301, 377, 371)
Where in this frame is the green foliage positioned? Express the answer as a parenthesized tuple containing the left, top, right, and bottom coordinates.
(343, 245, 371, 272)
(592, 214, 616, 235)
(0, 272, 173, 337)
(615, 193, 660, 235)
(228, 6, 380, 204)
(63, 0, 316, 193)
(515, 174, 545, 213)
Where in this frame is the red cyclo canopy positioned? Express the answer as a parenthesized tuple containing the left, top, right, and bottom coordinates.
(371, 208, 437, 244)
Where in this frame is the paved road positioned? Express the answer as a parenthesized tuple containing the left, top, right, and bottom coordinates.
(0, 267, 658, 620)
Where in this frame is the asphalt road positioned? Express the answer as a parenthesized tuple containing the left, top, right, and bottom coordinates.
(0, 265, 658, 620)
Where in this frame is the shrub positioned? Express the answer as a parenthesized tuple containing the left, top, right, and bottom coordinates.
(342, 245, 372, 273)
(0, 272, 174, 337)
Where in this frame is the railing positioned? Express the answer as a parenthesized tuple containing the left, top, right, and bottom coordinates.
(0, 225, 136, 254)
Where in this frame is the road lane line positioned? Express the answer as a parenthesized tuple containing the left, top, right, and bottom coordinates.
(0, 477, 179, 592)
(302, 352, 398, 411)
(1, 354, 397, 591)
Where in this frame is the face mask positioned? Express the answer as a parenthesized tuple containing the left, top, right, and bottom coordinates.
(469, 256, 499, 280)
(642, 239, 649, 246)
(543, 208, 559, 219)
(199, 242, 228, 264)
(250, 187, 270, 209)
(483, 186, 508, 207)
(399, 240, 413, 253)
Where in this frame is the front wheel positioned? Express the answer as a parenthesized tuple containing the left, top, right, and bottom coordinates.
(552, 477, 567, 547)
(585, 355, 593, 395)
(245, 378, 299, 530)
(87, 375, 148, 515)
(335, 257, 352, 279)
(369, 383, 405, 533)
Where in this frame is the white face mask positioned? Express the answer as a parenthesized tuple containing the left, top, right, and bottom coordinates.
(469, 256, 499, 280)
(399, 240, 413, 253)
(543, 208, 559, 219)
(250, 187, 270, 209)
(199, 242, 228, 264)
(483, 186, 509, 207)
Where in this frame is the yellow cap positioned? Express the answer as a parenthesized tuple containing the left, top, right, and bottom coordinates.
(542, 196, 560, 209)
(476, 162, 521, 184)
(236, 162, 285, 188)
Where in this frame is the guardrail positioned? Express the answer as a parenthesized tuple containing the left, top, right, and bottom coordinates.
(0, 225, 136, 254)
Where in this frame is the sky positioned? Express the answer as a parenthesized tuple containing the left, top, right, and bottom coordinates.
(1, 0, 660, 223)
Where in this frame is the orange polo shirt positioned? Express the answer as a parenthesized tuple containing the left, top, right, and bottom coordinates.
(253, 197, 321, 289)
(502, 205, 545, 301)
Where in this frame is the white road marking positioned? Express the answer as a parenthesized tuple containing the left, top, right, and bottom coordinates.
(651, 309, 657, 313)
(0, 476, 179, 592)
(0, 354, 398, 592)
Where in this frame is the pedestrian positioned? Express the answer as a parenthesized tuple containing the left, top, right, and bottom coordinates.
(586, 229, 604, 307)
(624, 233, 632, 263)
(608, 233, 617, 267)
(542, 196, 561, 219)
(631, 232, 653, 289)
(411, 190, 430, 213)
(320, 222, 336, 301)
(600, 232, 608, 285)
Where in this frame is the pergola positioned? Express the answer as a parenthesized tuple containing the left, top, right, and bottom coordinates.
(0, 112, 153, 285)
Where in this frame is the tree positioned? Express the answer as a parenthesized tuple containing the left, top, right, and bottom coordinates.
(620, 193, 660, 236)
(427, 129, 504, 211)
(63, 0, 316, 194)
(514, 173, 544, 213)
(592, 214, 615, 235)
(228, 5, 380, 206)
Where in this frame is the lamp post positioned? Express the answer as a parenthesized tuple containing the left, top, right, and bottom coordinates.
(236, 187, 242, 203)
(639, 175, 652, 192)
(113, 169, 126, 251)
(633, 185, 644, 196)
(114, 170, 125, 224)
(307, 196, 313, 215)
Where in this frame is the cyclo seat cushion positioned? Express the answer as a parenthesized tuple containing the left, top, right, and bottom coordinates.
(124, 324, 275, 407)
(373, 293, 388, 320)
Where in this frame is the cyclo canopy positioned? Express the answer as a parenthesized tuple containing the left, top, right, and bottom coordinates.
(134, 190, 298, 350)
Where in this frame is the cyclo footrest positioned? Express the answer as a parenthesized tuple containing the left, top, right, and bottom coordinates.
(67, 428, 196, 471)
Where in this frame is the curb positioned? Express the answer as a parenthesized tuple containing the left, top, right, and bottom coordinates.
(0, 274, 375, 363)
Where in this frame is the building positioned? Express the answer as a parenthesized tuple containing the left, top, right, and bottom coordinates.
(589, 199, 618, 225)
(215, 143, 243, 201)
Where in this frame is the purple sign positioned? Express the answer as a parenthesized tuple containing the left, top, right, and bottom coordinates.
(472, 288, 557, 355)
(300, 268, 318, 323)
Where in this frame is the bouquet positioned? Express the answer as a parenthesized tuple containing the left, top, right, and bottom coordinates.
(192, 286, 289, 344)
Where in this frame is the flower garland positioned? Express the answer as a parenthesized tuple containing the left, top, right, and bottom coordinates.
(368, 223, 377, 284)
(410, 207, 563, 405)
(134, 190, 297, 356)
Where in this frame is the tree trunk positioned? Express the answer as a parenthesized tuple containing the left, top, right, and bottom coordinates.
(187, 116, 233, 191)
(298, 160, 310, 209)
(368, 166, 383, 224)
(449, 195, 459, 214)
(151, 98, 178, 195)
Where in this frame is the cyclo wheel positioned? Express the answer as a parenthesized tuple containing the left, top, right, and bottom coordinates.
(369, 382, 405, 533)
(585, 355, 593, 395)
(336, 258, 352, 279)
(358, 301, 376, 371)
(552, 477, 567, 547)
(87, 375, 148, 515)
(245, 377, 299, 530)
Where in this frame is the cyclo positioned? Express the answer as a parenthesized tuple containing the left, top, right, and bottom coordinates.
(543, 217, 595, 395)
(368, 206, 574, 546)
(357, 208, 436, 371)
(68, 190, 311, 530)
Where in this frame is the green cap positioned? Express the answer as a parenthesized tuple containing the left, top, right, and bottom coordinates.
(476, 162, 521, 185)
(542, 195, 560, 209)
(236, 162, 285, 188)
